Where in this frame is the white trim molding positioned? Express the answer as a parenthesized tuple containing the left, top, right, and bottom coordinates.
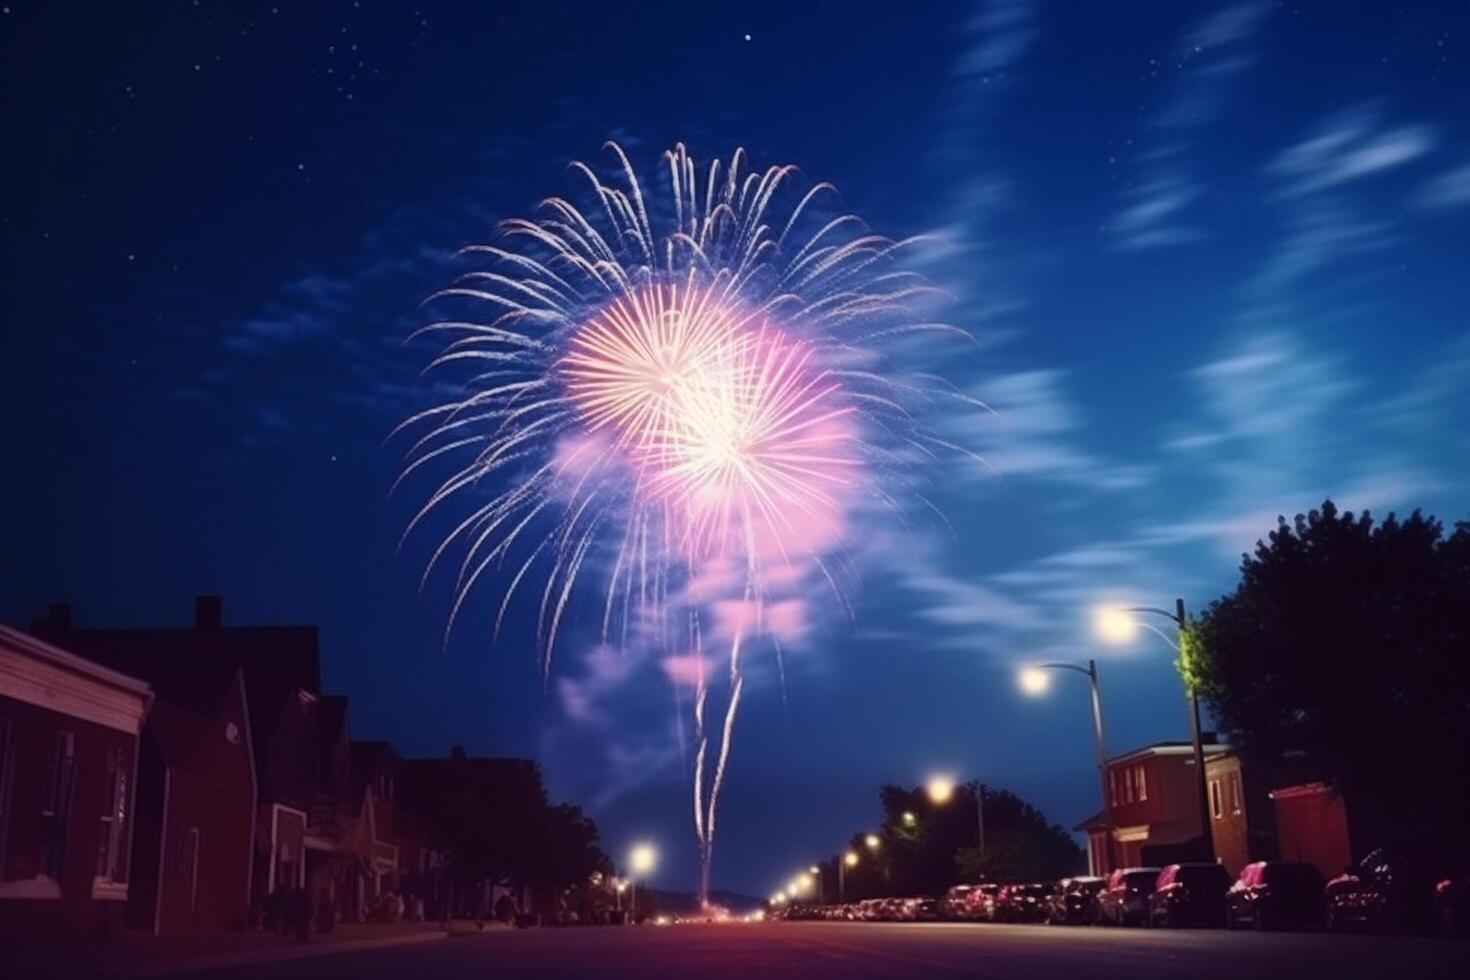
(0, 625, 151, 734)
(0, 876, 63, 900)
(91, 877, 129, 901)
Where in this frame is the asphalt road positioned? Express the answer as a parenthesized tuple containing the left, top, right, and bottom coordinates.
(184, 920, 1470, 980)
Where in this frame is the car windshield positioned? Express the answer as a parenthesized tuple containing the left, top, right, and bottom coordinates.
(1265, 864, 1321, 889)
(1020, 885, 1048, 896)
(1177, 866, 1228, 886)
(1124, 871, 1159, 887)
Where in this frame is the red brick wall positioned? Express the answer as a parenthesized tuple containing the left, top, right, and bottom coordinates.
(0, 694, 137, 948)
(1272, 784, 1352, 879)
(147, 677, 255, 936)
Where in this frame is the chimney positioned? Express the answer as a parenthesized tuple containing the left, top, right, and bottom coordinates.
(195, 595, 223, 635)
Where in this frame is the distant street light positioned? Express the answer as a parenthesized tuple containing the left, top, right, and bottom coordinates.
(930, 775, 986, 863)
(627, 842, 658, 919)
(839, 850, 859, 902)
(926, 775, 956, 805)
(770, 892, 787, 906)
(1094, 599, 1213, 862)
(1020, 659, 1113, 872)
(901, 811, 917, 827)
(864, 833, 881, 850)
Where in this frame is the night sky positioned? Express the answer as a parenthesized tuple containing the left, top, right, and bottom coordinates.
(3, 1, 1468, 898)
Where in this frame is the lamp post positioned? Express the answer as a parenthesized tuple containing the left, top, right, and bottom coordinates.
(627, 843, 657, 921)
(838, 850, 859, 902)
(1095, 599, 1213, 862)
(927, 775, 986, 862)
(808, 865, 822, 905)
(1019, 660, 1113, 873)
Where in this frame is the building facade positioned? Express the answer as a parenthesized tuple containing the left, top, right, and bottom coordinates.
(1077, 739, 1229, 875)
(0, 623, 152, 948)
(1270, 782, 1352, 879)
(31, 596, 339, 928)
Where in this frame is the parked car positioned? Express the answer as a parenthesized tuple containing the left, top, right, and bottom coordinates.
(1325, 850, 1437, 934)
(1435, 875, 1470, 939)
(964, 883, 1002, 921)
(1148, 863, 1231, 928)
(1046, 876, 1105, 925)
(995, 883, 1051, 923)
(942, 884, 979, 920)
(1096, 868, 1161, 926)
(1226, 861, 1325, 931)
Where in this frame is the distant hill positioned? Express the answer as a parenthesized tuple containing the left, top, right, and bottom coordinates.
(648, 888, 764, 914)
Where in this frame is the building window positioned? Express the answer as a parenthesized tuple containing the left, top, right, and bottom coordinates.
(1209, 778, 1223, 820)
(41, 731, 77, 879)
(1135, 765, 1147, 802)
(0, 717, 13, 870)
(1228, 773, 1242, 815)
(1109, 769, 1121, 806)
(95, 746, 129, 883)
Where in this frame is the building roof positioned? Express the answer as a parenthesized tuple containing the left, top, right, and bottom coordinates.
(0, 621, 153, 696)
(30, 597, 321, 778)
(1105, 738, 1229, 769)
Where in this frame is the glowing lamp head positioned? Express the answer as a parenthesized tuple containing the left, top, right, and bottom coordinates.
(926, 776, 956, 805)
(1018, 666, 1051, 696)
(864, 833, 881, 850)
(628, 842, 658, 876)
(808, 865, 820, 876)
(771, 893, 786, 905)
(844, 851, 859, 868)
(1094, 605, 1140, 645)
(901, 811, 917, 827)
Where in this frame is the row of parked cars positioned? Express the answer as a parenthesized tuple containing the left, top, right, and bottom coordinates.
(777, 851, 1469, 937)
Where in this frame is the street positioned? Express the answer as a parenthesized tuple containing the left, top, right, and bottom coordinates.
(185, 922, 1469, 980)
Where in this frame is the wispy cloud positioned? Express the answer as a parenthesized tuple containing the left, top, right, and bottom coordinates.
(1269, 106, 1437, 198)
(1108, 3, 1271, 251)
(947, 370, 1151, 491)
(1112, 176, 1204, 250)
(1415, 161, 1470, 210)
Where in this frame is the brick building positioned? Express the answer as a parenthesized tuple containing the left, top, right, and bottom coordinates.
(1076, 739, 1229, 875)
(30, 596, 345, 927)
(0, 622, 152, 948)
(1270, 782, 1352, 879)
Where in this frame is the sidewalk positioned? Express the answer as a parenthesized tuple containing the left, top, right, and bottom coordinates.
(7, 919, 501, 978)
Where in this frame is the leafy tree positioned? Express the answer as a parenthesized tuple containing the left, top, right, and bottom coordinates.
(846, 783, 1082, 896)
(1191, 500, 1470, 865)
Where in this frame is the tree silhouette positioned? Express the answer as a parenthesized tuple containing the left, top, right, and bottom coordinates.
(1192, 500, 1470, 867)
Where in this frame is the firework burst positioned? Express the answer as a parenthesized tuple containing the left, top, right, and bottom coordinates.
(398, 142, 976, 902)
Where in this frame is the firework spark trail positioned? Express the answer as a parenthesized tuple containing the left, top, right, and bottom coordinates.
(400, 142, 977, 904)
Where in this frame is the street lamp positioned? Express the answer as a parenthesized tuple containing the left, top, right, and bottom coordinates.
(927, 775, 986, 862)
(1020, 659, 1113, 873)
(1094, 600, 1213, 862)
(627, 842, 657, 919)
(839, 850, 859, 902)
(864, 833, 881, 851)
(901, 811, 917, 827)
(1018, 665, 1051, 695)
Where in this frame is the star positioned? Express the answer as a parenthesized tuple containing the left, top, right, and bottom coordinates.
(743, 34, 752, 42)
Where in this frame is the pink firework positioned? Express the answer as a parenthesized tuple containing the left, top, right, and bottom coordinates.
(560, 281, 859, 568)
(399, 143, 969, 904)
